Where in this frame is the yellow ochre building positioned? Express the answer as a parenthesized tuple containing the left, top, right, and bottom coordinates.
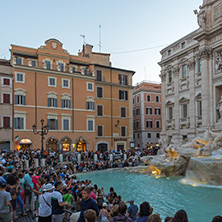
(11, 39, 135, 152)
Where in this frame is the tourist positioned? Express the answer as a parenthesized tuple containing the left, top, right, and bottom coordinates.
(212, 216, 222, 222)
(99, 202, 110, 222)
(78, 187, 99, 222)
(24, 169, 35, 213)
(6, 174, 17, 220)
(136, 202, 153, 222)
(126, 200, 138, 222)
(110, 203, 132, 222)
(38, 183, 54, 222)
(165, 217, 173, 222)
(0, 177, 13, 222)
(51, 181, 69, 222)
(147, 214, 161, 222)
(171, 209, 189, 222)
(84, 209, 97, 222)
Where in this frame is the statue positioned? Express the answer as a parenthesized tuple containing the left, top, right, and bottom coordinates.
(215, 52, 222, 71)
(217, 96, 222, 119)
(194, 9, 206, 30)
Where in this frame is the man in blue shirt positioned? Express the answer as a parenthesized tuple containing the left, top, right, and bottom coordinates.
(78, 187, 99, 222)
(127, 200, 138, 222)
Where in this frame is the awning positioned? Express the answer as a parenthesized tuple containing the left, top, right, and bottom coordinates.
(19, 139, 32, 145)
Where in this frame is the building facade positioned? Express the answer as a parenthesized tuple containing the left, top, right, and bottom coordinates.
(0, 59, 13, 150)
(133, 81, 162, 147)
(11, 39, 135, 152)
(159, 0, 222, 143)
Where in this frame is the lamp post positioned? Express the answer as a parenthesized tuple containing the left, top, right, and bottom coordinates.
(32, 119, 49, 157)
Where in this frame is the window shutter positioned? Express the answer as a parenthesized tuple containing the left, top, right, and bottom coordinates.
(61, 99, 64, 108)
(92, 102, 94, 110)
(47, 119, 50, 128)
(23, 96, 26, 105)
(125, 76, 128, 85)
(125, 91, 128, 100)
(20, 118, 24, 129)
(68, 100, 71, 108)
(48, 98, 50, 107)
(55, 99, 57, 107)
(14, 118, 18, 129)
(55, 119, 58, 130)
(15, 95, 18, 105)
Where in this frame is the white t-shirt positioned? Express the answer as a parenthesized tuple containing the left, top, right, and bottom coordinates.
(38, 192, 52, 217)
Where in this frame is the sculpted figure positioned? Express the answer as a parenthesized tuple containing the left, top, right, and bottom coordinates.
(194, 9, 206, 29)
(217, 96, 222, 119)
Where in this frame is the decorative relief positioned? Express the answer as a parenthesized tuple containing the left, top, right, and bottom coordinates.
(200, 48, 212, 59)
(215, 50, 222, 72)
(52, 42, 57, 49)
(160, 71, 166, 82)
(173, 66, 179, 77)
(214, 3, 222, 21)
(188, 59, 195, 70)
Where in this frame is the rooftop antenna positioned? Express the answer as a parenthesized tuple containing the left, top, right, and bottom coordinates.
(80, 35, 86, 57)
(98, 25, 102, 52)
(80, 35, 86, 45)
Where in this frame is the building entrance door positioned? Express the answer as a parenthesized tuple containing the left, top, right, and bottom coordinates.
(117, 144, 124, 152)
(48, 138, 58, 152)
(98, 143, 108, 152)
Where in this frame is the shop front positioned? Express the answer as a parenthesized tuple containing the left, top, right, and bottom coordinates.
(19, 139, 32, 151)
(76, 137, 87, 152)
(47, 137, 59, 152)
(61, 137, 72, 152)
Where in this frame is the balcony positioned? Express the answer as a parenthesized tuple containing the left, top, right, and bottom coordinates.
(166, 119, 175, 130)
(180, 117, 190, 129)
(196, 115, 202, 128)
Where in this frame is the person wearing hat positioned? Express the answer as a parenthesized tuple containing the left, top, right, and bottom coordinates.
(126, 200, 138, 222)
(0, 177, 13, 222)
(99, 202, 110, 222)
(38, 183, 54, 222)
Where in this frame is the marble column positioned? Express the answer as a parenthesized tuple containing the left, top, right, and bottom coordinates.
(173, 65, 180, 143)
(188, 58, 196, 137)
(160, 70, 166, 138)
(200, 48, 211, 128)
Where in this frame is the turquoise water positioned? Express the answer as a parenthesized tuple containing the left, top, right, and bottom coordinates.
(78, 170, 222, 222)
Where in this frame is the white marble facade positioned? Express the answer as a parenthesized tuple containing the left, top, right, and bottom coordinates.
(159, 0, 222, 143)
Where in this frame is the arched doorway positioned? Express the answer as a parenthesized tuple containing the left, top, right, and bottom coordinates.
(97, 143, 108, 152)
(60, 137, 72, 152)
(76, 137, 87, 152)
(47, 137, 58, 152)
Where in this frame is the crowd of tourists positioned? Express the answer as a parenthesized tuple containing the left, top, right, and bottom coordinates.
(0, 149, 221, 222)
(0, 149, 142, 173)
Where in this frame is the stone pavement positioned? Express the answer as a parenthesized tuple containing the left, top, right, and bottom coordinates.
(15, 212, 37, 222)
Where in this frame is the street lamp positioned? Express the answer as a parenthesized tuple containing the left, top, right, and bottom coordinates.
(32, 118, 49, 157)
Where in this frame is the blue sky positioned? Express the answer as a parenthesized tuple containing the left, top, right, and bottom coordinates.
(0, 0, 203, 84)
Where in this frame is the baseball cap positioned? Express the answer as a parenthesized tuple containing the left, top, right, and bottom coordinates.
(0, 177, 7, 186)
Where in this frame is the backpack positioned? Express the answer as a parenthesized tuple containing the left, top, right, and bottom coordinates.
(113, 216, 128, 222)
(24, 182, 32, 195)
